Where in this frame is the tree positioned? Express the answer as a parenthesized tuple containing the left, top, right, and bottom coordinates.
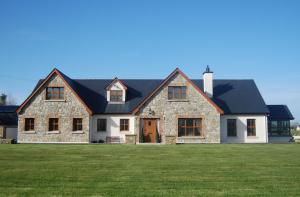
(6, 93, 17, 105)
(0, 94, 7, 106)
(0, 93, 17, 106)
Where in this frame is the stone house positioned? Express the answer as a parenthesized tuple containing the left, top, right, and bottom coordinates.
(16, 67, 294, 144)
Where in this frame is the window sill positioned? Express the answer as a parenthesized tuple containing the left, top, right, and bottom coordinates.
(97, 131, 106, 133)
(247, 136, 258, 139)
(178, 136, 205, 139)
(72, 131, 84, 134)
(227, 136, 238, 138)
(23, 131, 36, 134)
(47, 131, 60, 134)
(108, 101, 125, 104)
(44, 100, 66, 102)
(167, 99, 189, 102)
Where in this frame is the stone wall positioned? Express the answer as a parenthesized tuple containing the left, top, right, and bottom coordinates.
(135, 73, 221, 144)
(0, 126, 4, 138)
(125, 134, 137, 144)
(18, 74, 90, 143)
(165, 135, 176, 144)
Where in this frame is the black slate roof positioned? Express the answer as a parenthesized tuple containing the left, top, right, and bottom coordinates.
(0, 105, 18, 126)
(64, 78, 268, 114)
(72, 79, 163, 114)
(30, 68, 270, 115)
(193, 80, 269, 115)
(267, 105, 294, 120)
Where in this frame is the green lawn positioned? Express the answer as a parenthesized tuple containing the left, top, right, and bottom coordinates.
(0, 144, 300, 197)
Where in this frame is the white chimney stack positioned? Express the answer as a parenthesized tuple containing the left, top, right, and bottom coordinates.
(203, 65, 213, 97)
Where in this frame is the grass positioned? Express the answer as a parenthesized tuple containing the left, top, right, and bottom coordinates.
(0, 144, 300, 197)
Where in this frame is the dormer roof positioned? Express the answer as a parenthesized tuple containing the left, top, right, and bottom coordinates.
(105, 77, 127, 91)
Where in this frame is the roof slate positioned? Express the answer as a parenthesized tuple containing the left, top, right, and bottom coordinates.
(27, 69, 270, 115)
(267, 105, 294, 120)
(69, 78, 269, 114)
(0, 105, 18, 126)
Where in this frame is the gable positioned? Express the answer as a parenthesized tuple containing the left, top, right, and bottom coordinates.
(132, 68, 223, 114)
(17, 69, 92, 115)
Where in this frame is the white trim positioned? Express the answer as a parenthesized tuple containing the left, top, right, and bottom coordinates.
(22, 131, 36, 134)
(72, 131, 84, 134)
(47, 131, 60, 134)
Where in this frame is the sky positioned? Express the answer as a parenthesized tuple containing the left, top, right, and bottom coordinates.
(0, 0, 299, 122)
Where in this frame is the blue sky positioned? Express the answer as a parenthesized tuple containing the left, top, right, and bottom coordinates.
(0, 0, 299, 122)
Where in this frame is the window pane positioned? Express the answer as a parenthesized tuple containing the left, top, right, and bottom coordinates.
(178, 119, 185, 126)
(174, 87, 180, 99)
(227, 119, 237, 137)
(195, 119, 201, 127)
(110, 90, 123, 102)
(97, 119, 106, 132)
(178, 127, 185, 137)
(178, 118, 202, 137)
(247, 119, 256, 136)
(168, 86, 187, 100)
(194, 127, 201, 136)
(181, 86, 187, 99)
(187, 119, 193, 126)
(49, 118, 59, 131)
(73, 118, 82, 131)
(168, 87, 173, 99)
(46, 87, 64, 100)
(187, 128, 193, 136)
(25, 118, 34, 131)
(120, 119, 129, 131)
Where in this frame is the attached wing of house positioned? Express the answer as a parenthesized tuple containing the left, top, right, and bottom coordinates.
(0, 105, 18, 141)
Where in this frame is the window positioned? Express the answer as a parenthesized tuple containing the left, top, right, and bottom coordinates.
(168, 86, 187, 100)
(247, 119, 256, 136)
(73, 118, 83, 131)
(25, 118, 34, 131)
(268, 120, 291, 136)
(97, 119, 107, 132)
(110, 90, 123, 102)
(227, 119, 237, 137)
(178, 118, 202, 137)
(120, 119, 129, 131)
(49, 118, 59, 131)
(46, 87, 64, 100)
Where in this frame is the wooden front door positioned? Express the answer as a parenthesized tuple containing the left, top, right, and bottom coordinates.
(143, 119, 157, 143)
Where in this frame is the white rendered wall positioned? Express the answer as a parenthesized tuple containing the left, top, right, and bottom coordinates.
(90, 115, 135, 143)
(106, 81, 126, 102)
(203, 73, 213, 97)
(221, 115, 268, 143)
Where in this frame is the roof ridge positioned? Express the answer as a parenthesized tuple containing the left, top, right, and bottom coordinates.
(73, 78, 164, 80)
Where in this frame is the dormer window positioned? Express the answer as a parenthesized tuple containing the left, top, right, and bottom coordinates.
(46, 87, 64, 100)
(110, 90, 123, 102)
(106, 77, 127, 103)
